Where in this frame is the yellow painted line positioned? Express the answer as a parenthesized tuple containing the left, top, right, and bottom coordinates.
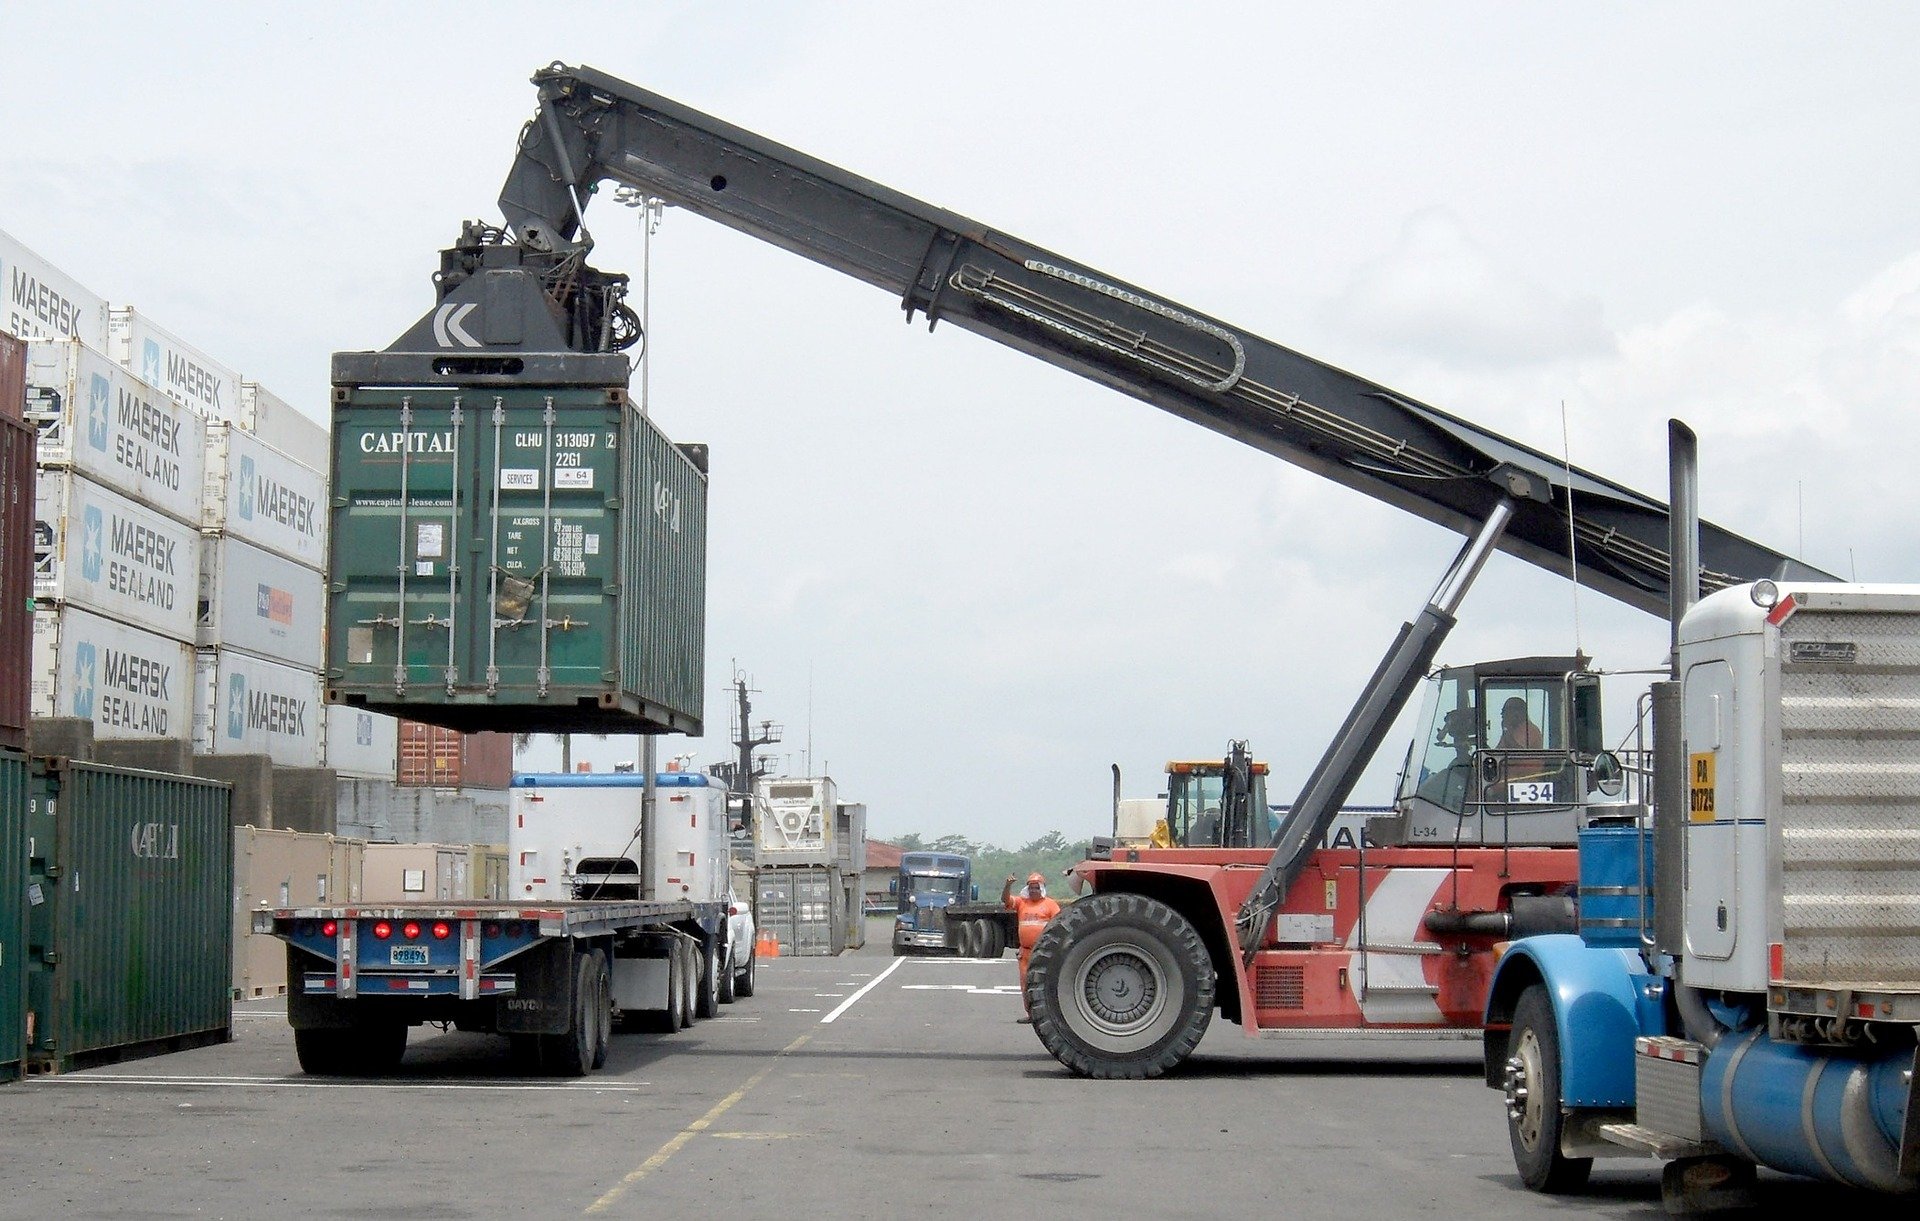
(584, 1033, 812, 1215)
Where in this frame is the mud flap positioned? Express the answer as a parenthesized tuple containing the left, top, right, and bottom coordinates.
(496, 939, 575, 1035)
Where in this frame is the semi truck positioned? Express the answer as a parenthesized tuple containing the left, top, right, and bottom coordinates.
(891, 851, 984, 955)
(387, 63, 1828, 1079)
(1484, 521, 1920, 1204)
(256, 770, 746, 1076)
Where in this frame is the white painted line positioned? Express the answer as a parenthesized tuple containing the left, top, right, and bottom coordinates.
(819, 955, 907, 1024)
(42, 1075, 650, 1092)
(788, 1008, 821, 1013)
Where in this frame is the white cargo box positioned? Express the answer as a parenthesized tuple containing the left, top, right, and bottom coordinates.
(192, 647, 324, 768)
(34, 469, 200, 642)
(324, 704, 399, 780)
(755, 775, 840, 865)
(0, 228, 110, 348)
(108, 306, 241, 423)
(26, 338, 207, 526)
(239, 381, 329, 475)
(32, 604, 195, 740)
(197, 533, 325, 668)
(202, 423, 327, 569)
(509, 773, 729, 904)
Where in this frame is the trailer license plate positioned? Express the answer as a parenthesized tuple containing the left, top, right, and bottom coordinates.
(390, 945, 429, 966)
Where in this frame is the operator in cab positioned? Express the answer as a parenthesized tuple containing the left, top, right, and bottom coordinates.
(1002, 872, 1062, 1023)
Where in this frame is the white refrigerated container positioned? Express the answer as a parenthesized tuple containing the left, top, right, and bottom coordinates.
(238, 380, 329, 475)
(32, 603, 196, 740)
(26, 338, 207, 526)
(196, 533, 326, 669)
(202, 422, 327, 569)
(323, 704, 400, 780)
(0, 228, 109, 348)
(192, 646, 324, 767)
(34, 469, 200, 642)
(108, 305, 241, 424)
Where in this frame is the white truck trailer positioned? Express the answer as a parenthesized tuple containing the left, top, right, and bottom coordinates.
(257, 771, 744, 1076)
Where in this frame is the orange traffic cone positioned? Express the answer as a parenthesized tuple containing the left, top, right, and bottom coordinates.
(755, 930, 780, 958)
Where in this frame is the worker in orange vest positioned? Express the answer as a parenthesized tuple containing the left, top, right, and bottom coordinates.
(1002, 872, 1062, 1023)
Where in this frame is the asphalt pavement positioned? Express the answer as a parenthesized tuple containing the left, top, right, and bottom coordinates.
(0, 925, 1891, 1218)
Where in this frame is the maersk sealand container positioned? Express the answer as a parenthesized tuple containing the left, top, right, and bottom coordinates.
(326, 384, 706, 734)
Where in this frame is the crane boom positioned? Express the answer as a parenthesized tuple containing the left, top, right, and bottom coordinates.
(499, 62, 1834, 617)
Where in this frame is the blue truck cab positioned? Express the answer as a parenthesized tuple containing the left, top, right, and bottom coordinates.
(890, 852, 975, 954)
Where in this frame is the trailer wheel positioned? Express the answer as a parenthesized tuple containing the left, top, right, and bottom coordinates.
(735, 943, 757, 998)
(296, 1023, 406, 1076)
(1026, 892, 1214, 1079)
(984, 920, 1007, 959)
(695, 940, 722, 1020)
(718, 942, 738, 1005)
(540, 952, 598, 1078)
(1504, 985, 1591, 1193)
(293, 1028, 352, 1075)
(677, 940, 698, 1027)
(588, 951, 612, 1071)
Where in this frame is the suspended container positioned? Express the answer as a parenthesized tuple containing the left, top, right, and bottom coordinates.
(326, 385, 706, 734)
(25, 758, 232, 1072)
(0, 750, 26, 1082)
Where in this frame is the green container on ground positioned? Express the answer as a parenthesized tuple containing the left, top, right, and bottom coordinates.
(327, 384, 706, 735)
(0, 750, 25, 1082)
(26, 759, 232, 1072)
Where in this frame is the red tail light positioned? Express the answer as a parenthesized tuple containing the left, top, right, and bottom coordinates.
(321, 920, 338, 937)
(372, 921, 393, 940)
(431, 922, 452, 940)
(483, 922, 502, 938)
(401, 922, 422, 940)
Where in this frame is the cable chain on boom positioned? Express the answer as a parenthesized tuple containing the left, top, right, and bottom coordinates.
(949, 263, 1730, 598)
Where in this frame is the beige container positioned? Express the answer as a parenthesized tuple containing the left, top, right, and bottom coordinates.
(471, 844, 509, 900)
(232, 826, 365, 999)
(361, 842, 471, 903)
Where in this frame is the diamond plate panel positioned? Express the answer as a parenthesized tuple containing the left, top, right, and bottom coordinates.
(1777, 608, 1920, 990)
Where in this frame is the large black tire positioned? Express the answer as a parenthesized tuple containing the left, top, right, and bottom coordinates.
(718, 942, 738, 1005)
(953, 920, 979, 957)
(1026, 892, 1215, 1079)
(677, 941, 697, 1027)
(539, 951, 598, 1078)
(293, 1028, 352, 1075)
(1503, 985, 1592, 1193)
(695, 940, 721, 1020)
(588, 950, 611, 1071)
(735, 943, 757, 998)
(983, 920, 1007, 959)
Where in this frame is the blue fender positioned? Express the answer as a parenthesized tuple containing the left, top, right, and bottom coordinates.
(1484, 934, 1666, 1109)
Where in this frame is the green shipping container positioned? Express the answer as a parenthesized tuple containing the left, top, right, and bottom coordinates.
(0, 750, 25, 1082)
(26, 760, 232, 1072)
(327, 385, 706, 735)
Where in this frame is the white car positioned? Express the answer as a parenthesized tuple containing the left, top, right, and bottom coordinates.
(723, 889, 756, 1002)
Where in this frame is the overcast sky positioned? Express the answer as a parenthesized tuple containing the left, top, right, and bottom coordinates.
(6, 4, 1918, 848)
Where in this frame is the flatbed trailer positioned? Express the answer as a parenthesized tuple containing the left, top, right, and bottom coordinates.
(255, 897, 730, 1077)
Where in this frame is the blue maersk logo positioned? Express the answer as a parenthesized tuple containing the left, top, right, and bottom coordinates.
(80, 505, 105, 583)
(237, 455, 256, 520)
(86, 373, 111, 451)
(72, 642, 97, 720)
(226, 673, 247, 740)
(140, 338, 162, 388)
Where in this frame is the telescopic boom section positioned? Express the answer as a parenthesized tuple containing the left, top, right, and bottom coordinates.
(501, 63, 1832, 615)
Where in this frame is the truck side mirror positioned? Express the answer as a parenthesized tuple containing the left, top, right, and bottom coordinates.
(971, 885, 979, 901)
(888, 878, 897, 895)
(1570, 673, 1604, 756)
(1591, 751, 1627, 797)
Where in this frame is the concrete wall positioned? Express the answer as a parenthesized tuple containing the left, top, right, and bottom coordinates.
(336, 778, 509, 844)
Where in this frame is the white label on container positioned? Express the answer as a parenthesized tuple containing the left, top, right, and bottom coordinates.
(501, 469, 540, 490)
(415, 521, 444, 558)
(415, 561, 433, 577)
(584, 534, 600, 556)
(26, 883, 43, 906)
(554, 468, 594, 489)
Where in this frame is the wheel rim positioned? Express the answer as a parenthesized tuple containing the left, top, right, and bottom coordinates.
(1505, 1033, 1546, 1152)
(1059, 934, 1179, 1050)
